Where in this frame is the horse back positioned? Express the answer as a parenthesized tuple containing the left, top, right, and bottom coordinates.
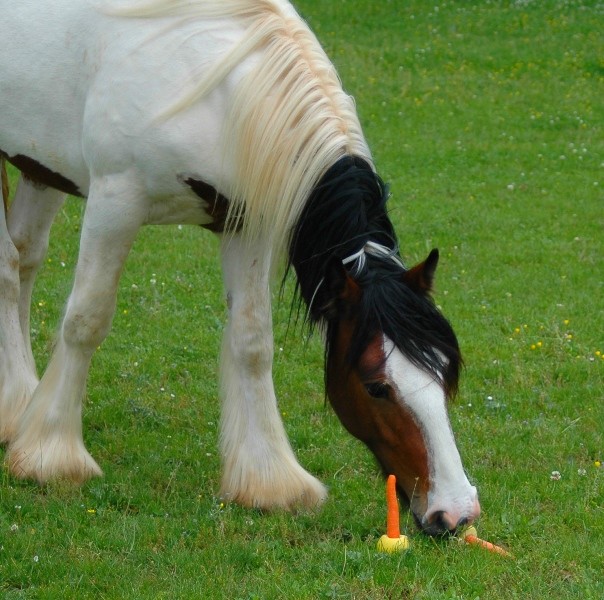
(0, 1, 249, 203)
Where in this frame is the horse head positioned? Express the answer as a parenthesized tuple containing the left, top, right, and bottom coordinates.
(320, 248, 480, 535)
(289, 157, 480, 535)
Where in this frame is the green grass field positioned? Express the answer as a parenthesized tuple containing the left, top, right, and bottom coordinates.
(1, 1, 602, 598)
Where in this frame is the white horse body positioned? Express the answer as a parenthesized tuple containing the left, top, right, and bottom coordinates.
(1, 1, 249, 218)
(1, 0, 479, 527)
(1, 0, 336, 507)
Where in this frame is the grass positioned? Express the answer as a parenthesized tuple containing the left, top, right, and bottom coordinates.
(1, 0, 603, 597)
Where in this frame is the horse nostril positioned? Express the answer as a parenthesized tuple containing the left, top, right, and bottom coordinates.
(427, 510, 452, 534)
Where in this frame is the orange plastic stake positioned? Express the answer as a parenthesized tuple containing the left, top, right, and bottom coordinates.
(376, 474, 410, 553)
(386, 474, 400, 539)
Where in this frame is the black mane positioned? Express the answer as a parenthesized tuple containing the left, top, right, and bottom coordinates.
(287, 155, 461, 396)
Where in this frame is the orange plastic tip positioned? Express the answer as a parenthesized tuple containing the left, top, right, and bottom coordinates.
(463, 534, 512, 557)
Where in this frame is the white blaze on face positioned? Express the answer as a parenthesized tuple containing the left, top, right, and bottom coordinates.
(383, 337, 479, 531)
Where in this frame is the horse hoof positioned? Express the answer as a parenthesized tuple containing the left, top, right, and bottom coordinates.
(221, 463, 327, 511)
(6, 436, 102, 484)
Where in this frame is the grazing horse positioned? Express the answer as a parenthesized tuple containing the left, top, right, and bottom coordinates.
(0, 0, 480, 534)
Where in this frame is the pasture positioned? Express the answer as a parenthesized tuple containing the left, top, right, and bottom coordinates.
(1, 0, 602, 597)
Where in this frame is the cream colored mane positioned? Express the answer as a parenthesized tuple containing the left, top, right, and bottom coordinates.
(110, 0, 371, 263)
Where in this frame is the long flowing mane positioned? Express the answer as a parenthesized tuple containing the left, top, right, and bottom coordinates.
(109, 0, 371, 262)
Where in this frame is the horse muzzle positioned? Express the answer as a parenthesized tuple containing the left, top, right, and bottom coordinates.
(420, 486, 481, 536)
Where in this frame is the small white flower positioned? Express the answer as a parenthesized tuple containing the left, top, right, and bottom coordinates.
(577, 468, 587, 476)
(10, 524, 19, 532)
(33, 555, 39, 563)
(550, 470, 561, 481)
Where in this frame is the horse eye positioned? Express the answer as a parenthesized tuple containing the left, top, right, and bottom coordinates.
(364, 382, 390, 399)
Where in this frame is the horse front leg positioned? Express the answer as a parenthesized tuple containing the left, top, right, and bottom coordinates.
(6, 173, 145, 483)
(219, 236, 327, 510)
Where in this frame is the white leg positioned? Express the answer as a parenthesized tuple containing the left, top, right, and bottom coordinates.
(7, 178, 66, 372)
(6, 173, 146, 483)
(219, 236, 327, 510)
(0, 179, 39, 442)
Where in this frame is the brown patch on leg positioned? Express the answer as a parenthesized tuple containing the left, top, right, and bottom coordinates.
(1, 157, 8, 213)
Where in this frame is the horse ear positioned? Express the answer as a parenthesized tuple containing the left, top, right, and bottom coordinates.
(317, 256, 362, 320)
(403, 248, 439, 294)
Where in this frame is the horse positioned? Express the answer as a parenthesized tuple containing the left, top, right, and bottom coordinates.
(0, 0, 480, 535)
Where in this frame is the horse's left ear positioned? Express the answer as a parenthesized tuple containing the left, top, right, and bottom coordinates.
(403, 248, 439, 294)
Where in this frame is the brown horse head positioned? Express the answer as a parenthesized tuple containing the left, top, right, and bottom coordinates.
(288, 157, 480, 534)
(321, 250, 480, 534)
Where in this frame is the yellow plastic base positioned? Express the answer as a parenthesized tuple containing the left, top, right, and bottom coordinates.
(460, 526, 478, 540)
(376, 534, 410, 553)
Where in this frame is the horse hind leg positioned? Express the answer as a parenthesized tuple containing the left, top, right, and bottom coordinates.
(0, 173, 47, 443)
(0, 168, 26, 443)
(218, 235, 327, 510)
(8, 177, 66, 371)
(6, 173, 145, 483)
